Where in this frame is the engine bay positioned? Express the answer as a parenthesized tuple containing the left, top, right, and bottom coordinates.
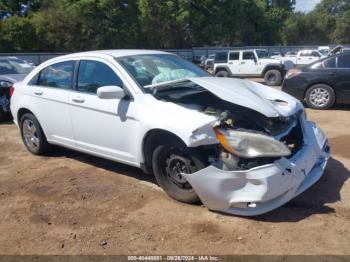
(154, 86, 304, 171)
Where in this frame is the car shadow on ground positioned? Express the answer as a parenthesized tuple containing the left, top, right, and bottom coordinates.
(251, 157, 350, 222)
(46, 146, 158, 185)
(331, 104, 350, 111)
(47, 147, 349, 222)
(0, 116, 13, 124)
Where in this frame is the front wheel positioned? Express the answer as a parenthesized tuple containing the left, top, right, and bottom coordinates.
(215, 70, 229, 77)
(152, 141, 205, 203)
(305, 84, 335, 109)
(264, 69, 282, 86)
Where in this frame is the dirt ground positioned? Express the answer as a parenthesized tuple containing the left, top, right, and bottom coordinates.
(0, 107, 349, 255)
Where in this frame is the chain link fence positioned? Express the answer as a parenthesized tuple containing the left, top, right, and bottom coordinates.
(1, 45, 349, 65)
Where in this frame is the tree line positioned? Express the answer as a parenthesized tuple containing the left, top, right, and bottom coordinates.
(0, 0, 349, 52)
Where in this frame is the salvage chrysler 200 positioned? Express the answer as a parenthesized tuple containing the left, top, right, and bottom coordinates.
(10, 50, 330, 216)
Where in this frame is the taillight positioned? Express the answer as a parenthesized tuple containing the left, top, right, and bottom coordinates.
(9, 85, 14, 97)
(285, 69, 301, 79)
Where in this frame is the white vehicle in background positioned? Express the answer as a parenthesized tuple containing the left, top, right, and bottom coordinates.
(214, 49, 291, 86)
(318, 46, 330, 56)
(204, 54, 215, 66)
(10, 50, 330, 216)
(281, 49, 326, 67)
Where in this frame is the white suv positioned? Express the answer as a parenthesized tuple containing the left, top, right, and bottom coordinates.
(10, 50, 330, 216)
(214, 49, 288, 86)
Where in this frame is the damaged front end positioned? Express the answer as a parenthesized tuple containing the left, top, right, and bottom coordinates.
(185, 117, 330, 216)
(152, 77, 330, 216)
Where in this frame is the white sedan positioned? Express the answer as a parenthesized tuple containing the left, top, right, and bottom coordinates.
(10, 50, 330, 216)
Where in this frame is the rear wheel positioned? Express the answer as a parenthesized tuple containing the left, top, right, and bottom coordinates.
(305, 84, 335, 109)
(20, 113, 50, 155)
(152, 140, 205, 203)
(264, 69, 282, 86)
(215, 70, 229, 77)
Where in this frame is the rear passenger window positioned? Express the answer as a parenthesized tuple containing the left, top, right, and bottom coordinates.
(243, 52, 255, 60)
(324, 57, 336, 68)
(229, 52, 239, 60)
(77, 60, 123, 94)
(37, 61, 74, 89)
(337, 54, 350, 68)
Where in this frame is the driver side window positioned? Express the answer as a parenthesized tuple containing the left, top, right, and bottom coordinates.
(77, 60, 123, 94)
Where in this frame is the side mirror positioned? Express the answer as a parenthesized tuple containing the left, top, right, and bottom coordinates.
(97, 85, 124, 99)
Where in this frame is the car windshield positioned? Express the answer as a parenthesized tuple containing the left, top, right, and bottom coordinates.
(116, 54, 208, 92)
(256, 50, 269, 58)
(0, 58, 34, 75)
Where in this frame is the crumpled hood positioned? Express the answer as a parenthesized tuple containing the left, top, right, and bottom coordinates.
(188, 77, 300, 118)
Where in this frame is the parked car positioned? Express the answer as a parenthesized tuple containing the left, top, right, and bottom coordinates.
(214, 49, 289, 86)
(281, 49, 326, 67)
(269, 51, 282, 59)
(285, 51, 298, 57)
(0, 57, 34, 119)
(282, 52, 350, 109)
(318, 46, 330, 56)
(204, 54, 215, 70)
(11, 50, 330, 216)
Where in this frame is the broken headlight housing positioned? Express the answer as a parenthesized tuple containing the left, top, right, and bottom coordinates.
(214, 128, 291, 158)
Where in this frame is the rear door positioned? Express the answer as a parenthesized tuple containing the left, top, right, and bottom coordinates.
(28, 60, 76, 146)
(69, 58, 139, 164)
(334, 54, 350, 103)
(227, 51, 240, 74)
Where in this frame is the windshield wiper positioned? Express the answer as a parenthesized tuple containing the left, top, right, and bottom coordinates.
(144, 78, 189, 90)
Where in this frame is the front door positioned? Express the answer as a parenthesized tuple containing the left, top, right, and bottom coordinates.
(69, 59, 139, 165)
(334, 54, 350, 103)
(241, 51, 258, 75)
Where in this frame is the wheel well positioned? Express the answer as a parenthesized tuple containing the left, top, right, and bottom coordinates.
(304, 83, 336, 101)
(17, 108, 34, 123)
(214, 67, 229, 75)
(142, 129, 186, 174)
(262, 66, 283, 76)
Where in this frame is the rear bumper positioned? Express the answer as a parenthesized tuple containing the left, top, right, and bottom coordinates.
(184, 120, 330, 216)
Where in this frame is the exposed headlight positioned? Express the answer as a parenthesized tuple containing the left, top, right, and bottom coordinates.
(214, 128, 291, 158)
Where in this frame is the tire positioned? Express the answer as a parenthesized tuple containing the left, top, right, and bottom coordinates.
(20, 113, 50, 155)
(264, 69, 282, 86)
(152, 140, 205, 203)
(215, 70, 229, 77)
(305, 84, 335, 110)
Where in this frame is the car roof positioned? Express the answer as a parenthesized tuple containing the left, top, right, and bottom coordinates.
(58, 49, 169, 59)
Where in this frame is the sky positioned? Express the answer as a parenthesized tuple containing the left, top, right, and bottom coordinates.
(295, 0, 322, 13)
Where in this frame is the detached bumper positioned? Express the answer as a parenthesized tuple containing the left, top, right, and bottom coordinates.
(184, 121, 330, 216)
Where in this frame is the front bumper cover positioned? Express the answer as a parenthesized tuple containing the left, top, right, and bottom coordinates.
(184, 120, 330, 216)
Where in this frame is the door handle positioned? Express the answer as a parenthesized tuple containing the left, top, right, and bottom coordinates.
(328, 72, 337, 77)
(72, 97, 85, 103)
(34, 90, 43, 96)
(240, 62, 246, 64)
(229, 62, 233, 64)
